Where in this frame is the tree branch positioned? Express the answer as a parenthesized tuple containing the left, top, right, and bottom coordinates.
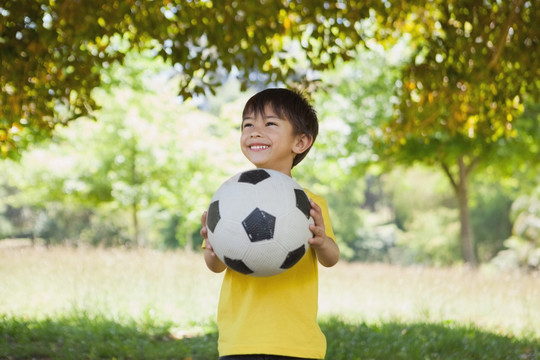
(465, 155, 481, 174)
(441, 161, 458, 193)
(488, 0, 524, 70)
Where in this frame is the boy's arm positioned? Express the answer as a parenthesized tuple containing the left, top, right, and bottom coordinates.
(201, 211, 227, 273)
(308, 199, 340, 267)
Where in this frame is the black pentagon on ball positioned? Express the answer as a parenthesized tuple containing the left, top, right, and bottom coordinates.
(280, 245, 306, 269)
(224, 257, 254, 275)
(294, 189, 311, 219)
(207, 200, 221, 233)
(242, 208, 276, 242)
(238, 169, 271, 185)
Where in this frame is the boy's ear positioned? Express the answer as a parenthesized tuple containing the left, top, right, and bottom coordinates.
(293, 134, 313, 154)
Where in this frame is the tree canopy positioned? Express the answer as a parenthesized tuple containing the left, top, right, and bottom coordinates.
(384, 0, 539, 157)
(1, 0, 402, 159)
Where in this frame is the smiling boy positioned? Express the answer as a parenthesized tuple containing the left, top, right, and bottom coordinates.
(201, 88, 339, 359)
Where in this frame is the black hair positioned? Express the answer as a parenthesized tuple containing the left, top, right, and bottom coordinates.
(242, 88, 319, 167)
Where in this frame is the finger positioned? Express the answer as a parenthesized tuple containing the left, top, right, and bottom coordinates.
(200, 212, 208, 238)
(308, 235, 322, 246)
(309, 223, 324, 237)
(310, 208, 324, 227)
(310, 199, 321, 211)
(200, 216, 208, 240)
(201, 211, 207, 226)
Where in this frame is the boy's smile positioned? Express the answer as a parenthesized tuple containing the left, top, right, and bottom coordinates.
(248, 144, 270, 151)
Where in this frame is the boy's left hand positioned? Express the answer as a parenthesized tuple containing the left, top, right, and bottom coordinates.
(308, 199, 328, 248)
(308, 199, 340, 267)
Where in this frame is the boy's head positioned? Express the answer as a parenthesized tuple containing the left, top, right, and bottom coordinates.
(242, 88, 319, 168)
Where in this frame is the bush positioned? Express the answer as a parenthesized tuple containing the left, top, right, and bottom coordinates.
(491, 187, 540, 271)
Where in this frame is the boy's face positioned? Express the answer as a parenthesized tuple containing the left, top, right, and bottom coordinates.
(241, 104, 310, 176)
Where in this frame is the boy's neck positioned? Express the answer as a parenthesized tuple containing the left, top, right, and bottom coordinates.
(256, 165, 293, 177)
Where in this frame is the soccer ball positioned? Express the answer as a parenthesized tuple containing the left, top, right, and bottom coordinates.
(206, 168, 314, 277)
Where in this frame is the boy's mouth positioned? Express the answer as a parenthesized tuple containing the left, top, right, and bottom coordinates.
(249, 145, 269, 151)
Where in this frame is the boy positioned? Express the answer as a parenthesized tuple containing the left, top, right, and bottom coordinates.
(200, 88, 339, 360)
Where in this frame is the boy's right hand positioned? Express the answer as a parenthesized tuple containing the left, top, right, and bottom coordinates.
(202, 211, 227, 272)
(200, 211, 209, 241)
(201, 211, 216, 252)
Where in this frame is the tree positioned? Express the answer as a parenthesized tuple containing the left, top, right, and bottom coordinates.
(378, 0, 540, 266)
(0, 52, 245, 247)
(1, 0, 389, 159)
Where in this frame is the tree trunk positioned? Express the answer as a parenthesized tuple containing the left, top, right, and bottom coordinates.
(130, 144, 141, 246)
(456, 159, 477, 267)
(442, 156, 478, 267)
(132, 202, 140, 246)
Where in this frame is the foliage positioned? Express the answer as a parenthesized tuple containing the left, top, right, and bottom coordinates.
(311, 45, 404, 175)
(0, 53, 245, 247)
(302, 42, 532, 265)
(1, 44, 532, 263)
(384, 0, 539, 151)
(397, 207, 461, 266)
(1, 0, 403, 159)
(306, 0, 540, 266)
(380, 166, 460, 265)
(469, 178, 513, 261)
(3, 1, 537, 267)
(295, 157, 366, 261)
(295, 48, 402, 261)
(491, 186, 540, 271)
(379, 0, 539, 266)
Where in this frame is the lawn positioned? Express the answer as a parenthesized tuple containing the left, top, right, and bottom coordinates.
(1, 246, 539, 359)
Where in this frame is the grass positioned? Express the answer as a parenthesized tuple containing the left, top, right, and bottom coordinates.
(1, 246, 539, 359)
(0, 313, 219, 359)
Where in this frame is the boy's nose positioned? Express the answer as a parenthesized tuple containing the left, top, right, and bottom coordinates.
(249, 126, 263, 137)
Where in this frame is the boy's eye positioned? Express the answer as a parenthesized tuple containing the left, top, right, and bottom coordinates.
(266, 122, 277, 126)
(242, 123, 253, 129)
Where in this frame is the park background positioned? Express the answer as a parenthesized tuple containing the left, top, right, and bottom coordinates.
(1, 1, 539, 359)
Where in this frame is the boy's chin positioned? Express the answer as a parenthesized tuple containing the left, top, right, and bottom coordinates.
(246, 157, 269, 168)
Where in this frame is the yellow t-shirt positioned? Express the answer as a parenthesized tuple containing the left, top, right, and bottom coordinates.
(214, 189, 335, 359)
